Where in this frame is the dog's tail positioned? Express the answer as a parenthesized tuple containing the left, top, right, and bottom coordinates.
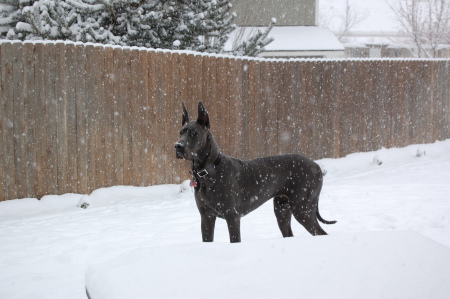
(316, 210, 337, 225)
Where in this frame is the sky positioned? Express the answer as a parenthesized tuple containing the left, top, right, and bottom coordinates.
(319, 0, 400, 33)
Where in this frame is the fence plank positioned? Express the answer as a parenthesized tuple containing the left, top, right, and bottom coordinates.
(63, 43, 78, 194)
(0, 43, 15, 200)
(55, 42, 69, 195)
(173, 53, 186, 182)
(112, 47, 124, 186)
(344, 60, 356, 156)
(153, 51, 167, 185)
(12, 43, 26, 198)
(139, 49, 151, 185)
(254, 60, 265, 158)
(22, 42, 37, 198)
(287, 61, 301, 155)
(75, 43, 88, 194)
(163, 52, 174, 183)
(418, 61, 430, 144)
(234, 58, 245, 159)
(84, 44, 96, 193)
(33, 43, 44, 198)
(240, 60, 250, 158)
(259, 61, 272, 156)
(168, 51, 177, 182)
(102, 46, 115, 188)
(391, 60, 404, 148)
(274, 60, 284, 156)
(0, 43, 4, 201)
(437, 61, 450, 141)
(293, 61, 306, 156)
(45, 43, 59, 195)
(228, 58, 242, 158)
(330, 61, 342, 157)
(0, 42, 11, 201)
(94, 46, 107, 189)
(215, 57, 226, 152)
(147, 50, 158, 185)
(129, 48, 141, 186)
(300, 61, 314, 157)
(121, 48, 133, 186)
(318, 60, 334, 158)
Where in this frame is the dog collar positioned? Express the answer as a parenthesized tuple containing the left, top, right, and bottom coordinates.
(191, 153, 222, 178)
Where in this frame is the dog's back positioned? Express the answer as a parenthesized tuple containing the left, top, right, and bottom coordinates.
(224, 154, 323, 216)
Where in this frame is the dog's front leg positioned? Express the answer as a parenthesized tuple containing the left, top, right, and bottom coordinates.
(200, 213, 216, 242)
(225, 215, 241, 243)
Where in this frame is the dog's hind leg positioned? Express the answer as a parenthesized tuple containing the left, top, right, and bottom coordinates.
(291, 206, 328, 236)
(274, 196, 294, 238)
(290, 192, 328, 236)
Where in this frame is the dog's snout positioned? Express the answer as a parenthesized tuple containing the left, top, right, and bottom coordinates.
(175, 141, 186, 159)
(174, 141, 184, 150)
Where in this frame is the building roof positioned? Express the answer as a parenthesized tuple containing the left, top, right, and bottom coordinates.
(225, 26, 344, 52)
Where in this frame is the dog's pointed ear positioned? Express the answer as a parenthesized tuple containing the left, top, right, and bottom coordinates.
(197, 101, 210, 129)
(182, 102, 189, 126)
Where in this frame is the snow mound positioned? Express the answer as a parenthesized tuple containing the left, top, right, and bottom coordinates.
(179, 180, 193, 194)
(86, 231, 450, 299)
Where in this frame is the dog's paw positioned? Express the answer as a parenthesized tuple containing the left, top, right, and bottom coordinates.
(77, 196, 91, 209)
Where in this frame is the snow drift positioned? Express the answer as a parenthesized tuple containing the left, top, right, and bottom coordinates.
(85, 231, 450, 299)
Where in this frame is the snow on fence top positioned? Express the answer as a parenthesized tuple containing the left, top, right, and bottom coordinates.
(1, 39, 449, 62)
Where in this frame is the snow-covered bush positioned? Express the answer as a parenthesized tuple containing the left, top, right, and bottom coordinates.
(0, 0, 275, 56)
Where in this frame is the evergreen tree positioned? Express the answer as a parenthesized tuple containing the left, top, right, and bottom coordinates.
(0, 0, 33, 40)
(0, 0, 274, 56)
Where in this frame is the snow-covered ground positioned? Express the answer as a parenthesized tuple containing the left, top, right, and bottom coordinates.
(0, 139, 449, 299)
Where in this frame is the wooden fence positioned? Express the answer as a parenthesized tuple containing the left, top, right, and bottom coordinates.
(1, 41, 449, 201)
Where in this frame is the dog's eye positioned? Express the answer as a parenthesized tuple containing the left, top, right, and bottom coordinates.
(190, 130, 198, 137)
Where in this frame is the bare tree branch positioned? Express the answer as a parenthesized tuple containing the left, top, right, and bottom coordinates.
(387, 0, 450, 58)
(319, 1, 367, 42)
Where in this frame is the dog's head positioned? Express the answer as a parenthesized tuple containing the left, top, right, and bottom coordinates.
(174, 102, 210, 160)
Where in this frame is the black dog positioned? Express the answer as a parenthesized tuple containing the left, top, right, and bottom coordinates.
(175, 102, 336, 243)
